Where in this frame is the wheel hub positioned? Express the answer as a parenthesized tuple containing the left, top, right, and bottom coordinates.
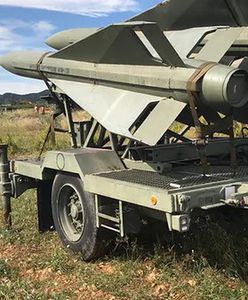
(70, 203, 79, 219)
(58, 185, 85, 242)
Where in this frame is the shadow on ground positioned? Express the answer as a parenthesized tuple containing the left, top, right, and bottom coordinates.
(107, 206, 248, 281)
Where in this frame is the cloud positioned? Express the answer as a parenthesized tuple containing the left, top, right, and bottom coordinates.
(32, 21, 56, 34)
(0, 19, 55, 54)
(0, 78, 46, 94)
(0, 26, 22, 52)
(0, 18, 56, 93)
(0, 0, 139, 17)
(0, 19, 56, 37)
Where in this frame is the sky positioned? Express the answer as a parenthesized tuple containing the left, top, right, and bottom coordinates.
(0, 0, 160, 95)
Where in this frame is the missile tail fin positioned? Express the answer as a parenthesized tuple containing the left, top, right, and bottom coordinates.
(196, 27, 243, 62)
(48, 78, 186, 145)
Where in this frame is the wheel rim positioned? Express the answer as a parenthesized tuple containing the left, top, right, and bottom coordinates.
(57, 184, 85, 242)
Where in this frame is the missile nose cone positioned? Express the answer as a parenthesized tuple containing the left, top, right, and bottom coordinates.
(46, 28, 98, 50)
(0, 53, 15, 73)
(0, 51, 49, 79)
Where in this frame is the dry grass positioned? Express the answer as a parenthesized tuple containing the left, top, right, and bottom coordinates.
(0, 109, 42, 134)
(0, 108, 72, 159)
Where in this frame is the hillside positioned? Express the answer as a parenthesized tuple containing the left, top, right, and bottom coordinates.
(0, 90, 48, 105)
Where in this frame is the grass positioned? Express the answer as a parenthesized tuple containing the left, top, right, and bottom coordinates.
(0, 109, 71, 158)
(1, 109, 248, 299)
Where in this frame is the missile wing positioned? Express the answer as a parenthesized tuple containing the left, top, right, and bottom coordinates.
(50, 22, 184, 66)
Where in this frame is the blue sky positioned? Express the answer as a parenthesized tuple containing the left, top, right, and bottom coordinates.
(0, 0, 160, 94)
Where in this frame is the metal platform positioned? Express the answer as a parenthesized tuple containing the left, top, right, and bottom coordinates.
(85, 165, 248, 214)
(93, 166, 248, 191)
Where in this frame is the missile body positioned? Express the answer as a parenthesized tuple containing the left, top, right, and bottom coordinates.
(1, 51, 248, 112)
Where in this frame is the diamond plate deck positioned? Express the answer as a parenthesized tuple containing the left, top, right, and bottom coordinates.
(94, 166, 248, 191)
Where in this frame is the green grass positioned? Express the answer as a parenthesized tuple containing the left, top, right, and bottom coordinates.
(1, 110, 248, 299)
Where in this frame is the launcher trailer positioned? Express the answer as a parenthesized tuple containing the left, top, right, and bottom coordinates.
(2, 0, 248, 260)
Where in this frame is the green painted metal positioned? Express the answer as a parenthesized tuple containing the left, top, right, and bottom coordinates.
(46, 28, 99, 50)
(130, 0, 248, 29)
(196, 27, 243, 62)
(12, 160, 45, 180)
(84, 168, 248, 215)
(14, 149, 124, 180)
(95, 194, 125, 236)
(123, 159, 172, 174)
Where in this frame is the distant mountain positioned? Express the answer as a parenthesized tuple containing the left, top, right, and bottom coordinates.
(0, 90, 48, 105)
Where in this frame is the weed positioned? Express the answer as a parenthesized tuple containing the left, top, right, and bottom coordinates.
(0, 259, 12, 278)
(48, 249, 75, 273)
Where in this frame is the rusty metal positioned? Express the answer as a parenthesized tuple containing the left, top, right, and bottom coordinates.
(187, 63, 217, 174)
(229, 122, 237, 176)
(0, 145, 12, 229)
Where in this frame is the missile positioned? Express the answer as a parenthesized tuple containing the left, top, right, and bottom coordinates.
(1, 19, 248, 145)
(1, 50, 248, 110)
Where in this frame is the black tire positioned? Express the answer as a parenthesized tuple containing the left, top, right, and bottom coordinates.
(51, 172, 104, 261)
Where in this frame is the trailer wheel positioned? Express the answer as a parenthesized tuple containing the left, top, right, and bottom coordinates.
(51, 173, 103, 261)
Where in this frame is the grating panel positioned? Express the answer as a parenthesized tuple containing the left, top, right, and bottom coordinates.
(94, 166, 248, 191)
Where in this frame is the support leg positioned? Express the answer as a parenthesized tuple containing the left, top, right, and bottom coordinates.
(0, 145, 12, 229)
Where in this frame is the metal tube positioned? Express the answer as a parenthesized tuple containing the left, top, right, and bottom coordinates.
(63, 96, 77, 148)
(0, 145, 12, 229)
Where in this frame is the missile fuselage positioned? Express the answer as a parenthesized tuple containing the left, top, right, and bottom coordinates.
(1, 51, 248, 114)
